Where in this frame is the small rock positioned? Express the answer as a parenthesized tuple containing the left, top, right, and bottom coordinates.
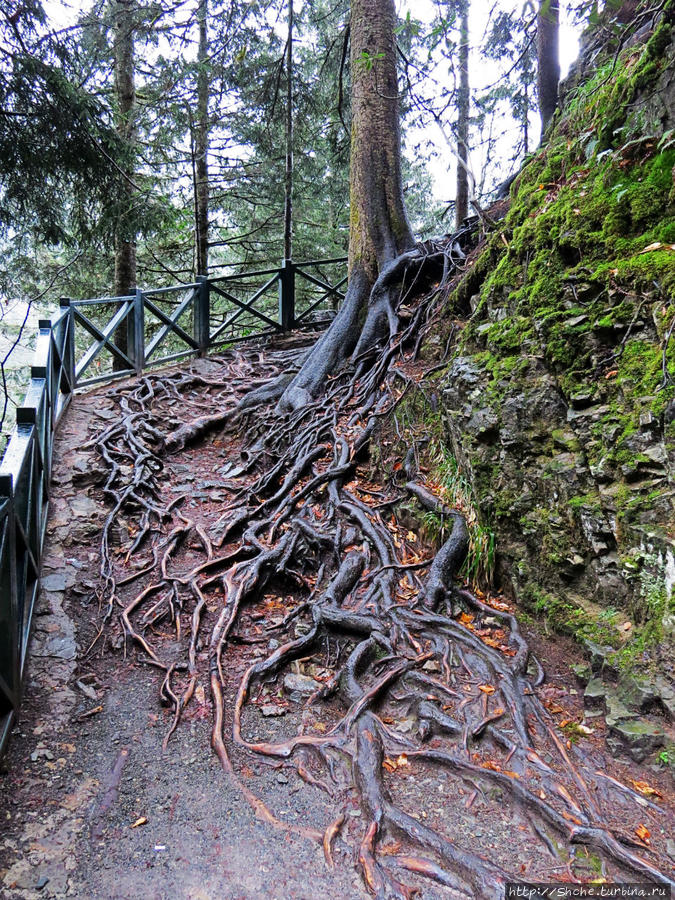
(76, 680, 98, 702)
(608, 718, 665, 763)
(260, 704, 286, 718)
(36, 875, 49, 891)
(40, 635, 76, 661)
(422, 660, 441, 673)
(583, 678, 606, 709)
(581, 638, 615, 674)
(267, 639, 280, 651)
(605, 690, 637, 728)
(653, 676, 675, 720)
(40, 573, 67, 592)
(666, 839, 675, 861)
(565, 314, 589, 329)
(571, 663, 591, 685)
(30, 748, 54, 762)
(69, 496, 100, 518)
(569, 387, 594, 408)
(643, 445, 667, 465)
(283, 674, 320, 696)
(276, 773, 289, 784)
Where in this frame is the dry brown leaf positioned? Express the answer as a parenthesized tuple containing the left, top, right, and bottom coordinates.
(635, 824, 651, 844)
(130, 816, 147, 828)
(478, 684, 495, 694)
(378, 841, 402, 856)
(631, 781, 662, 799)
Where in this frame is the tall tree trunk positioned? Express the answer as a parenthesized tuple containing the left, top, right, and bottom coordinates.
(195, 0, 209, 277)
(455, 0, 470, 229)
(113, 0, 136, 369)
(278, 0, 413, 411)
(283, 0, 293, 261)
(537, 0, 560, 134)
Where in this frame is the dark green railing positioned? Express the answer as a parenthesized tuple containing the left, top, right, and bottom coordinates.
(68, 257, 347, 387)
(0, 256, 346, 752)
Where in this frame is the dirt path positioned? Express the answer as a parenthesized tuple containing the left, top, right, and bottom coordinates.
(0, 338, 673, 900)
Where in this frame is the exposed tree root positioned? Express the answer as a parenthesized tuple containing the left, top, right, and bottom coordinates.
(86, 233, 675, 898)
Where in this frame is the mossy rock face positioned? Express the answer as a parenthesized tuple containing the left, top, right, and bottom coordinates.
(438, 8, 675, 679)
(608, 717, 665, 763)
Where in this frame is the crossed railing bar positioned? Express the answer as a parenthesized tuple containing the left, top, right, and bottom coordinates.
(0, 255, 346, 753)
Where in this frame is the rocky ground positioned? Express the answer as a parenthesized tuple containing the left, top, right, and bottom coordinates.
(0, 344, 673, 900)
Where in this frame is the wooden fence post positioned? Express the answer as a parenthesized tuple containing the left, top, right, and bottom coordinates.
(195, 276, 210, 353)
(0, 473, 19, 720)
(59, 298, 76, 393)
(279, 259, 295, 331)
(128, 289, 145, 374)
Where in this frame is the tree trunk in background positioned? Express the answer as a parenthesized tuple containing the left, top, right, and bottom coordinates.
(195, 0, 209, 277)
(455, 0, 470, 229)
(277, 0, 414, 410)
(283, 0, 293, 261)
(537, 0, 560, 134)
(113, 0, 136, 369)
(347, 0, 413, 285)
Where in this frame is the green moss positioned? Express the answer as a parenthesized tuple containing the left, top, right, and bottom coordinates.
(440, 18, 675, 654)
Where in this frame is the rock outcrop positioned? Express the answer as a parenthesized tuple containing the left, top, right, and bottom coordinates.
(437, 4, 675, 684)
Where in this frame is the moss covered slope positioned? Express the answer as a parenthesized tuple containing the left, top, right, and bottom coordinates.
(438, 6, 675, 675)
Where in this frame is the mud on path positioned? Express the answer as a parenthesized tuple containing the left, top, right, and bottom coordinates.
(0, 328, 673, 900)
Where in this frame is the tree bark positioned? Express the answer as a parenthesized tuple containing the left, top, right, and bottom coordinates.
(113, 0, 137, 368)
(537, 0, 560, 134)
(278, 0, 413, 411)
(195, 0, 209, 277)
(283, 0, 293, 262)
(455, 0, 470, 229)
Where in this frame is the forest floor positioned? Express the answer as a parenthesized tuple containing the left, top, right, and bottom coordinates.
(0, 329, 673, 900)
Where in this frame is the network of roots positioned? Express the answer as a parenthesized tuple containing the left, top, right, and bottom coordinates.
(86, 242, 672, 899)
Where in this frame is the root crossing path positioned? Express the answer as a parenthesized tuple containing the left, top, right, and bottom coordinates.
(1, 312, 674, 897)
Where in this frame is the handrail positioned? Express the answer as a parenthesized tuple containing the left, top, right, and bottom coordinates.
(0, 300, 74, 753)
(0, 255, 347, 754)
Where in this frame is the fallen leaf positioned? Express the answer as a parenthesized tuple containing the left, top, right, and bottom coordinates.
(478, 684, 495, 694)
(639, 241, 675, 254)
(130, 816, 148, 828)
(631, 780, 662, 799)
(561, 811, 583, 825)
(635, 824, 651, 844)
(379, 841, 402, 856)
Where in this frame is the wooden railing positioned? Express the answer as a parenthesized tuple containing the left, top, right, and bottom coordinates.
(0, 305, 74, 752)
(0, 256, 346, 751)
(68, 257, 347, 386)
